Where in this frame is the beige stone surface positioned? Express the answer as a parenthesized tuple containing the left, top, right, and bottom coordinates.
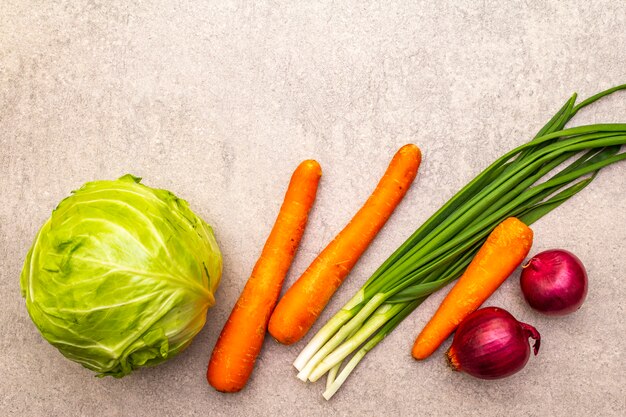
(1, 1, 625, 416)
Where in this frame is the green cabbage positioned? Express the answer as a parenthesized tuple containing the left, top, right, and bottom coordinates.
(20, 174, 222, 377)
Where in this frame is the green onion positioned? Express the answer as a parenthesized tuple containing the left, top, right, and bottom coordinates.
(294, 85, 626, 399)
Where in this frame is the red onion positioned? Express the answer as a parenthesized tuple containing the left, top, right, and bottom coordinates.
(520, 249, 588, 315)
(446, 307, 540, 379)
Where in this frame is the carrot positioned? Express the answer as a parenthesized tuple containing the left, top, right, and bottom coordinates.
(411, 217, 533, 360)
(268, 144, 422, 345)
(207, 160, 321, 392)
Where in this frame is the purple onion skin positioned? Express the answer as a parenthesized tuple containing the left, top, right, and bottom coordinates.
(446, 307, 540, 380)
(520, 249, 588, 315)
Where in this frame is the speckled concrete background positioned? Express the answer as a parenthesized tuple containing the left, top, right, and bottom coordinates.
(1, 1, 625, 416)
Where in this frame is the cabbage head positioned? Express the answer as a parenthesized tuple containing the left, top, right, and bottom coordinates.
(20, 174, 222, 377)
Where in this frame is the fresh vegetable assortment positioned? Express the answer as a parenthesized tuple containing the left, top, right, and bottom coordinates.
(295, 84, 626, 399)
(19, 85, 625, 400)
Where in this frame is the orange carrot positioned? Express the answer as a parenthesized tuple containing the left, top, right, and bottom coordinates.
(412, 217, 533, 360)
(268, 144, 422, 345)
(207, 160, 321, 392)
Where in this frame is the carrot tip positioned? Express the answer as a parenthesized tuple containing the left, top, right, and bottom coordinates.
(298, 159, 322, 176)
